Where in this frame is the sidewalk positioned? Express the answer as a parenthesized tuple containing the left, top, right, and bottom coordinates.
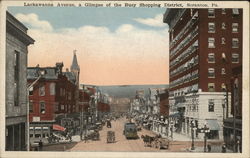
(172, 132, 203, 141)
(186, 146, 233, 153)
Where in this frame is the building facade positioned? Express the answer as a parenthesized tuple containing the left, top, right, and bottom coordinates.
(5, 11, 35, 151)
(27, 62, 78, 141)
(164, 9, 242, 140)
(224, 65, 242, 151)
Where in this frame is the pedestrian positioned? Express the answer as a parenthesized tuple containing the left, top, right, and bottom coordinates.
(236, 139, 241, 153)
(207, 144, 211, 152)
(80, 130, 83, 141)
(38, 139, 43, 151)
(221, 143, 226, 153)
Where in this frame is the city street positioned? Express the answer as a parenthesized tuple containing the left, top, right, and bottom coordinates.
(63, 118, 223, 152)
(69, 117, 160, 152)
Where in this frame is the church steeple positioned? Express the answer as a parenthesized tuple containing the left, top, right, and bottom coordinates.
(71, 50, 80, 72)
(70, 50, 80, 86)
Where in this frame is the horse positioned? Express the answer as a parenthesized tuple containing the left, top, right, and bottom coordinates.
(141, 135, 155, 147)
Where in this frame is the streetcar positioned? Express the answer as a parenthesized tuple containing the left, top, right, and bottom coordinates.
(123, 122, 138, 139)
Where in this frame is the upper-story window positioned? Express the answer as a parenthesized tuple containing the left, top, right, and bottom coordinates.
(208, 68, 215, 78)
(29, 100, 33, 113)
(208, 22, 215, 33)
(40, 101, 45, 114)
(208, 9, 215, 18)
(221, 37, 226, 44)
(14, 51, 20, 106)
(208, 83, 215, 92)
(208, 99, 215, 112)
(221, 68, 226, 75)
(208, 38, 215, 48)
(39, 84, 45, 96)
(232, 23, 239, 33)
(221, 83, 226, 91)
(50, 83, 55, 95)
(232, 53, 239, 63)
(232, 9, 239, 16)
(222, 22, 226, 30)
(222, 9, 226, 14)
(208, 53, 215, 63)
(29, 86, 33, 96)
(232, 38, 239, 48)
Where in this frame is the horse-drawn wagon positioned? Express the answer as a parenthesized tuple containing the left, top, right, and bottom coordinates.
(107, 131, 115, 143)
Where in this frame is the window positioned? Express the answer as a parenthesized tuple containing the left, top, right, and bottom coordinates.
(232, 38, 239, 48)
(208, 9, 215, 17)
(208, 23, 215, 33)
(208, 83, 215, 92)
(222, 9, 226, 14)
(221, 83, 226, 91)
(40, 101, 45, 114)
(221, 38, 226, 44)
(29, 86, 33, 96)
(232, 23, 239, 33)
(50, 83, 55, 95)
(221, 68, 226, 75)
(29, 100, 33, 113)
(60, 88, 63, 96)
(208, 38, 215, 48)
(232, 9, 239, 15)
(61, 104, 64, 110)
(208, 53, 215, 63)
(222, 22, 226, 29)
(68, 92, 71, 100)
(14, 51, 20, 106)
(208, 68, 215, 78)
(55, 103, 59, 112)
(39, 84, 45, 96)
(208, 99, 214, 112)
(232, 53, 239, 63)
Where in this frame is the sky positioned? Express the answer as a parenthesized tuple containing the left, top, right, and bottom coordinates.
(8, 7, 169, 85)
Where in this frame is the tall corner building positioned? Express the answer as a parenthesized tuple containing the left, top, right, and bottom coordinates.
(163, 9, 242, 140)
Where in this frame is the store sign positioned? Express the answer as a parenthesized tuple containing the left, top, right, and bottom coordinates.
(33, 116, 40, 122)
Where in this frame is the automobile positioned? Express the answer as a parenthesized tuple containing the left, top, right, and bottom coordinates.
(123, 122, 138, 139)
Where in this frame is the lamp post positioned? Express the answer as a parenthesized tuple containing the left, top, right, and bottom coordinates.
(190, 120, 196, 150)
(201, 123, 210, 152)
(170, 121, 174, 140)
(27, 68, 45, 151)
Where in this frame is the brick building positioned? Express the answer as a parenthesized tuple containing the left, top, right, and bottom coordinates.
(159, 89, 169, 117)
(27, 62, 78, 140)
(163, 9, 242, 140)
(224, 65, 242, 151)
(5, 11, 34, 151)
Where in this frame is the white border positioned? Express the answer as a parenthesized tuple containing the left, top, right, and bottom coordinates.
(0, 1, 249, 158)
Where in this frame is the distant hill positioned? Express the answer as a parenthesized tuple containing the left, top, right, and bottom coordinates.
(97, 84, 169, 98)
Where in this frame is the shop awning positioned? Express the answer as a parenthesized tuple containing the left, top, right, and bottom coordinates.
(169, 113, 181, 118)
(52, 124, 66, 131)
(176, 103, 185, 108)
(206, 120, 220, 130)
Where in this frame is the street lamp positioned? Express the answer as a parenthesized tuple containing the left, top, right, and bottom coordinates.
(190, 120, 196, 150)
(27, 68, 46, 151)
(200, 123, 210, 152)
(170, 121, 174, 140)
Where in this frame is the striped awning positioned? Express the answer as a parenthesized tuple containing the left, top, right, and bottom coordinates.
(52, 124, 66, 131)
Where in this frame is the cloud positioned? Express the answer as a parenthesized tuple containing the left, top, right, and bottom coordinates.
(19, 13, 169, 85)
(134, 14, 166, 27)
(15, 13, 53, 32)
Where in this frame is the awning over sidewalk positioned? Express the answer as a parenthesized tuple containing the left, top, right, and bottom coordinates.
(206, 120, 220, 130)
(53, 124, 66, 131)
(169, 113, 181, 118)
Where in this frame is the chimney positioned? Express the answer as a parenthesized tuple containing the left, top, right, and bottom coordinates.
(56, 62, 64, 74)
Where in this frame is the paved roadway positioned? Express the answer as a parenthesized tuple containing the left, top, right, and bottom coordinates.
(69, 117, 162, 152)
(42, 117, 225, 152)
